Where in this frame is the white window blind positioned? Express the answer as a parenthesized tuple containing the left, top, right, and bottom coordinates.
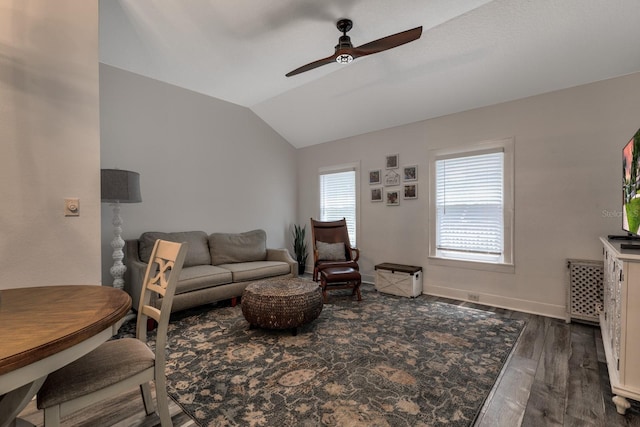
(435, 151, 504, 262)
(320, 169, 357, 246)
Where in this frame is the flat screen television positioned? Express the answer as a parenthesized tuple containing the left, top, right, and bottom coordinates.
(622, 128, 640, 235)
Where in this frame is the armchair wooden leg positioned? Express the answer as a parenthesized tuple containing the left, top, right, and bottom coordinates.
(320, 278, 328, 303)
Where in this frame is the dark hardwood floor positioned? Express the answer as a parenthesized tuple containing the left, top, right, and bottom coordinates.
(17, 294, 640, 426)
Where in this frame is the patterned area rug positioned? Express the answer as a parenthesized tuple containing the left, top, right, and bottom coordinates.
(118, 285, 524, 426)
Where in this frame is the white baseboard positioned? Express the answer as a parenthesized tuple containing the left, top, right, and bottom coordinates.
(361, 273, 375, 285)
(422, 284, 566, 319)
(362, 274, 564, 319)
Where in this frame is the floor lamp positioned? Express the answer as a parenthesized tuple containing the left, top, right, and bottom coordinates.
(101, 169, 142, 289)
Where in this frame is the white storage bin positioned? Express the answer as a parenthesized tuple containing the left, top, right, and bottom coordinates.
(374, 263, 422, 298)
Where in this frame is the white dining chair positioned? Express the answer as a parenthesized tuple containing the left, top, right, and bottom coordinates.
(37, 239, 188, 426)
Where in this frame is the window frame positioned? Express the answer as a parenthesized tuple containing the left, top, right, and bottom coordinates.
(318, 162, 360, 247)
(428, 138, 514, 273)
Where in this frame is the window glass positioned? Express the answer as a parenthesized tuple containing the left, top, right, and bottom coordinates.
(436, 151, 504, 262)
(429, 139, 514, 269)
(320, 168, 357, 246)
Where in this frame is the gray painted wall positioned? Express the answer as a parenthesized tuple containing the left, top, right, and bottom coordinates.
(1, 0, 101, 289)
(99, 64, 297, 286)
(297, 72, 640, 318)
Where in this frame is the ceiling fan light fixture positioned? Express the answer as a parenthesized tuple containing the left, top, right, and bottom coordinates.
(285, 18, 422, 77)
(336, 53, 353, 64)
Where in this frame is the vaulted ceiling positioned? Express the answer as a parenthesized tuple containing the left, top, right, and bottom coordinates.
(100, 0, 640, 148)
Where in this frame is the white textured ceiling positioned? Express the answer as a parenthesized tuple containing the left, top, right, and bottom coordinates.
(100, 0, 640, 148)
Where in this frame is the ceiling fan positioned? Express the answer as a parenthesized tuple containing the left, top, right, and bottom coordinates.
(285, 19, 423, 77)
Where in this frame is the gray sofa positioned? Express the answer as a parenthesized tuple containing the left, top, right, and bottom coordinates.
(124, 229, 297, 313)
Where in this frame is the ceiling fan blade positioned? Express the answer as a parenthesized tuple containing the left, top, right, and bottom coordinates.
(354, 26, 423, 57)
(286, 54, 338, 77)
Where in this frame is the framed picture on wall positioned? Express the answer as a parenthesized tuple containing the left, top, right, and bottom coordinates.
(384, 169, 400, 186)
(403, 184, 418, 200)
(403, 165, 418, 182)
(371, 187, 383, 202)
(386, 189, 400, 206)
(369, 169, 381, 185)
(385, 154, 399, 169)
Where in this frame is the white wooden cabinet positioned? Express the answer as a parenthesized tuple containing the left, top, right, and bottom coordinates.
(600, 237, 640, 414)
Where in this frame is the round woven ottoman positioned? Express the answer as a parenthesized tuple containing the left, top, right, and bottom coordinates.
(241, 278, 323, 335)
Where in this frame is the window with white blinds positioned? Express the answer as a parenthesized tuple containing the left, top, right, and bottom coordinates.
(319, 167, 357, 246)
(436, 151, 503, 262)
(429, 139, 514, 269)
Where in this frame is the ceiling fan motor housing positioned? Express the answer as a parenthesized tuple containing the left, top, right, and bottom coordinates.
(336, 35, 353, 50)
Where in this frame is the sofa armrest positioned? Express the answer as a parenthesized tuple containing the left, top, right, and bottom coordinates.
(124, 239, 157, 312)
(266, 248, 298, 278)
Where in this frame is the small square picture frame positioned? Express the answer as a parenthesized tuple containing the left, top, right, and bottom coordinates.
(384, 169, 401, 186)
(403, 165, 418, 182)
(385, 154, 399, 169)
(371, 187, 383, 202)
(403, 183, 418, 200)
(386, 189, 400, 206)
(369, 169, 381, 185)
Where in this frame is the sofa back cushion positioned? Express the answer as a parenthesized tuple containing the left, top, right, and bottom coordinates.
(209, 229, 267, 265)
(139, 231, 210, 267)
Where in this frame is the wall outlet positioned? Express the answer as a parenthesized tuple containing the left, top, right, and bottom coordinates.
(64, 198, 80, 216)
(468, 293, 480, 302)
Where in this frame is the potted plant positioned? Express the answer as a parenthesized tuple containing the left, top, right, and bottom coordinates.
(292, 224, 308, 275)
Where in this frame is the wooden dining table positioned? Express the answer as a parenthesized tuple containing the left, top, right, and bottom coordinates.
(0, 285, 131, 426)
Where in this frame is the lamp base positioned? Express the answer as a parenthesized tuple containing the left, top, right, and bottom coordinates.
(109, 201, 126, 289)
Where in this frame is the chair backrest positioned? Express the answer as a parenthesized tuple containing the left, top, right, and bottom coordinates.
(310, 218, 353, 261)
(136, 239, 188, 361)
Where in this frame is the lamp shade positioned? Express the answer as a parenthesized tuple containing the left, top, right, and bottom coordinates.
(101, 169, 142, 203)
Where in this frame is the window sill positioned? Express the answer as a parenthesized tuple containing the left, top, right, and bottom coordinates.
(427, 256, 515, 274)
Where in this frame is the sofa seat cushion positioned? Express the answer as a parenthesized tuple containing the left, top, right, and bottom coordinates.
(218, 261, 290, 282)
(176, 265, 233, 294)
(139, 231, 210, 267)
(209, 229, 267, 265)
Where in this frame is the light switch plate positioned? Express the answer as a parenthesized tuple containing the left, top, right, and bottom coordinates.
(64, 198, 80, 216)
